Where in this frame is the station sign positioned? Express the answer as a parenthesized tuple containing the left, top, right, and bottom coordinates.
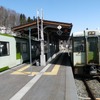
(57, 25, 63, 35)
(57, 30, 63, 35)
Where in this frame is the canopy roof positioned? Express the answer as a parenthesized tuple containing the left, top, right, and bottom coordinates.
(12, 19, 73, 40)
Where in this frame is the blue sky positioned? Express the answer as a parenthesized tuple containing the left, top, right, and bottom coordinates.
(0, 0, 100, 32)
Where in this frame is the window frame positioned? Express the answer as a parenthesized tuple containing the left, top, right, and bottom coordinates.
(73, 37, 85, 52)
(0, 41, 10, 57)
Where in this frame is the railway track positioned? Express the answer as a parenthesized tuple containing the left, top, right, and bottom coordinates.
(83, 79, 96, 100)
(75, 75, 100, 100)
(82, 78, 100, 100)
(95, 77, 100, 83)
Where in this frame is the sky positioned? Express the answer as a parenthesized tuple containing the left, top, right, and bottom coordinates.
(0, 0, 100, 32)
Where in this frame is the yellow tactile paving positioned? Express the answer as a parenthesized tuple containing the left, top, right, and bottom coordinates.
(11, 71, 30, 75)
(11, 64, 60, 76)
(17, 65, 30, 71)
(44, 65, 60, 75)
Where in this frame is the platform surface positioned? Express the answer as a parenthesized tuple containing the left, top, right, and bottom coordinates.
(0, 53, 78, 100)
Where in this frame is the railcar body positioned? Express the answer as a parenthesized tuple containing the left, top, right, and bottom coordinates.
(72, 30, 100, 74)
(0, 34, 40, 69)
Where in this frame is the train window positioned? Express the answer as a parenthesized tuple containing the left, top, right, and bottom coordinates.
(0, 41, 9, 56)
(89, 42, 95, 51)
(22, 43, 27, 53)
(88, 38, 98, 52)
(73, 38, 85, 52)
(16, 43, 21, 54)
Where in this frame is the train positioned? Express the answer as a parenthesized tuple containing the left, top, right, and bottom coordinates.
(70, 29, 100, 74)
(0, 34, 40, 70)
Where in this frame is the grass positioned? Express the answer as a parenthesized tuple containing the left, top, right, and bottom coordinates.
(0, 66, 9, 72)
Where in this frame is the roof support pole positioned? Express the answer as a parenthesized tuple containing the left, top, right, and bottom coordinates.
(29, 28, 32, 65)
(40, 40, 46, 66)
(47, 33, 51, 62)
(40, 13, 46, 66)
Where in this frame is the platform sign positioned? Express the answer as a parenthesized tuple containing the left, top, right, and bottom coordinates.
(57, 25, 63, 35)
(57, 30, 63, 35)
(57, 25, 62, 30)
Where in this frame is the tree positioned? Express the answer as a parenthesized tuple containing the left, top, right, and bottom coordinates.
(20, 14, 27, 24)
(27, 17, 34, 23)
(27, 17, 31, 23)
(0, 6, 20, 27)
(0, 6, 36, 27)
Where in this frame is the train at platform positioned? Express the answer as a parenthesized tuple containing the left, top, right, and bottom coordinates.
(70, 29, 100, 74)
(0, 34, 40, 69)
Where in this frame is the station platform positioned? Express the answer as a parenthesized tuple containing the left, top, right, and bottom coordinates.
(0, 52, 78, 100)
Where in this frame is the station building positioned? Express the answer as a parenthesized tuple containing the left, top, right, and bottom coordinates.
(12, 19, 73, 66)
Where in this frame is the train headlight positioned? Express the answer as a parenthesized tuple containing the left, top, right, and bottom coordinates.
(90, 65, 97, 74)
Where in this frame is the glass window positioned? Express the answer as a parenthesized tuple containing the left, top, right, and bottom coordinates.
(0, 41, 9, 56)
(73, 37, 85, 52)
(16, 43, 21, 53)
(88, 38, 98, 52)
(22, 43, 27, 53)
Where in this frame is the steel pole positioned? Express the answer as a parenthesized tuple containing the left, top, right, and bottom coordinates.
(29, 28, 32, 65)
(40, 9, 46, 66)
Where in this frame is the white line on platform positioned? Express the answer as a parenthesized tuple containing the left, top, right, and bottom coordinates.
(10, 64, 51, 100)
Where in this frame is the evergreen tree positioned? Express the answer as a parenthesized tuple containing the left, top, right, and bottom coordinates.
(20, 14, 23, 24)
(22, 14, 26, 24)
(27, 17, 31, 23)
(20, 14, 27, 24)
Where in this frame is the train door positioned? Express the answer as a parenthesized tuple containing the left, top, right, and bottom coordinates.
(73, 37, 85, 66)
(87, 37, 99, 64)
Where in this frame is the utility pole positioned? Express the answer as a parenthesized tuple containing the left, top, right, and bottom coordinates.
(40, 9, 46, 66)
(37, 10, 40, 40)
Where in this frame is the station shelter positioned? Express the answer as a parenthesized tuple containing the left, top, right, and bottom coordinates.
(12, 19, 73, 66)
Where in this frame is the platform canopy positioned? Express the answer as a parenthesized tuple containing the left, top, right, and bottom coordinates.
(12, 19, 73, 40)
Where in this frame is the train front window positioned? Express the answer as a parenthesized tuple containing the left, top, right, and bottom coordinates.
(0, 41, 9, 56)
(73, 38, 85, 52)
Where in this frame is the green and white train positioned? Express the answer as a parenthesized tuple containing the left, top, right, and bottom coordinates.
(0, 34, 40, 70)
(71, 29, 100, 74)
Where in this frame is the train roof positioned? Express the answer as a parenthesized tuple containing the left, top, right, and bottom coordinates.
(0, 33, 39, 42)
(73, 30, 100, 37)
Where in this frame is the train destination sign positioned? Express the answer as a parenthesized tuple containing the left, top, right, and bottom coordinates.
(88, 31, 95, 35)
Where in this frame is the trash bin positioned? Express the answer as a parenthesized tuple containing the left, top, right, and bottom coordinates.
(36, 60, 39, 66)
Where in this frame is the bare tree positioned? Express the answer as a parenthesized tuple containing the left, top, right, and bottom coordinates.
(0, 6, 35, 28)
(0, 6, 20, 27)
